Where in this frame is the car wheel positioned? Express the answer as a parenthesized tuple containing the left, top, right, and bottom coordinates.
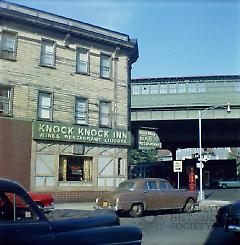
(222, 184, 227, 189)
(183, 199, 195, 213)
(129, 203, 144, 218)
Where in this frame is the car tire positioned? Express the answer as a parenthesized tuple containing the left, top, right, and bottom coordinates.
(129, 203, 144, 218)
(222, 184, 227, 189)
(183, 199, 195, 213)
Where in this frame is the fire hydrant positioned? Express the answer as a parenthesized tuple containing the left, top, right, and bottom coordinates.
(189, 167, 196, 191)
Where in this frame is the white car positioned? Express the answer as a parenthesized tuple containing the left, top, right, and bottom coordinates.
(218, 178, 240, 188)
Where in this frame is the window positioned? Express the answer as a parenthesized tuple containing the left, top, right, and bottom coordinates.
(178, 83, 186, 93)
(159, 83, 168, 94)
(40, 39, 56, 67)
(188, 83, 197, 93)
(132, 85, 141, 95)
(75, 97, 87, 124)
(0, 86, 12, 116)
(59, 155, 93, 182)
(142, 84, 149, 94)
(100, 54, 111, 79)
(116, 158, 124, 176)
(144, 181, 157, 190)
(0, 191, 38, 222)
(234, 81, 240, 91)
(198, 82, 206, 93)
(99, 101, 112, 127)
(150, 84, 158, 94)
(38, 92, 52, 120)
(0, 31, 17, 60)
(76, 48, 89, 74)
(169, 83, 177, 93)
(159, 181, 167, 190)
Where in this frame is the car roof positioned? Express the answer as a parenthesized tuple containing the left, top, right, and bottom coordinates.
(0, 178, 25, 192)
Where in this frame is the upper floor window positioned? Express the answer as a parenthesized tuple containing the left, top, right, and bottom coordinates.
(40, 39, 56, 68)
(132, 85, 141, 95)
(100, 54, 111, 79)
(169, 83, 177, 93)
(142, 84, 149, 94)
(76, 48, 89, 74)
(159, 83, 168, 94)
(38, 92, 52, 120)
(99, 101, 112, 127)
(188, 83, 197, 93)
(75, 97, 88, 124)
(178, 83, 186, 93)
(0, 31, 17, 60)
(0, 86, 12, 116)
(150, 84, 158, 94)
(198, 82, 206, 93)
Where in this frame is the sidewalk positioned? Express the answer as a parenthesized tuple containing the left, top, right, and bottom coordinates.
(54, 199, 231, 211)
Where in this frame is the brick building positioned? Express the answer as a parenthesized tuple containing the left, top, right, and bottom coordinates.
(0, 1, 138, 201)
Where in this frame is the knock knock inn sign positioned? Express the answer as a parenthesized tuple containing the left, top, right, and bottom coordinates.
(33, 121, 131, 147)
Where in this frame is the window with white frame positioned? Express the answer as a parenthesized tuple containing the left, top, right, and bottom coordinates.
(150, 84, 158, 94)
(234, 81, 240, 91)
(142, 84, 149, 94)
(76, 48, 89, 74)
(169, 83, 177, 93)
(75, 97, 87, 124)
(99, 101, 112, 127)
(0, 86, 12, 115)
(0, 31, 17, 60)
(132, 84, 141, 95)
(40, 39, 56, 67)
(197, 82, 206, 93)
(38, 92, 52, 120)
(178, 83, 186, 93)
(188, 83, 197, 93)
(100, 54, 111, 79)
(116, 158, 125, 176)
(159, 83, 168, 94)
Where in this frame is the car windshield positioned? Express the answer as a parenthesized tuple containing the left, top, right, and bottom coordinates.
(117, 181, 135, 190)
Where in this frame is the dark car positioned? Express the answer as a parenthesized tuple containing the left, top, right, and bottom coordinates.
(223, 200, 240, 236)
(0, 178, 142, 245)
(95, 178, 198, 217)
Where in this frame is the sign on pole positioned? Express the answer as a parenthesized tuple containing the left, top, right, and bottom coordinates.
(173, 161, 182, 172)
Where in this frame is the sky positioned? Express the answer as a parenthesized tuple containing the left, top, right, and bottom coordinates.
(6, 0, 240, 79)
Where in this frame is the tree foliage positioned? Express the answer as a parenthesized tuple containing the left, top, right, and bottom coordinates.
(129, 149, 158, 165)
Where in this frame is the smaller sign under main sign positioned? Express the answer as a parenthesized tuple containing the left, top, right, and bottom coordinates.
(173, 160, 182, 172)
(138, 129, 162, 150)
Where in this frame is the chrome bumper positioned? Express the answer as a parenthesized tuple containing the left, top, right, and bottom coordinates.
(94, 204, 118, 211)
(43, 204, 55, 212)
(228, 225, 240, 232)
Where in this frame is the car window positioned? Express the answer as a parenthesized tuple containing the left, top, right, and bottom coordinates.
(0, 191, 39, 222)
(166, 181, 174, 190)
(159, 181, 167, 190)
(118, 181, 135, 190)
(144, 181, 157, 190)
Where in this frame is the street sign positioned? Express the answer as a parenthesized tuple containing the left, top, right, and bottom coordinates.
(173, 161, 182, 172)
(196, 162, 204, 168)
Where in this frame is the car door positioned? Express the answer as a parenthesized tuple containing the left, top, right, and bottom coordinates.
(0, 191, 53, 245)
(158, 180, 184, 209)
(142, 180, 160, 210)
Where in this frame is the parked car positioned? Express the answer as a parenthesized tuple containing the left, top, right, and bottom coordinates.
(28, 192, 54, 212)
(224, 200, 240, 237)
(0, 178, 142, 245)
(95, 178, 198, 217)
(218, 178, 240, 188)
